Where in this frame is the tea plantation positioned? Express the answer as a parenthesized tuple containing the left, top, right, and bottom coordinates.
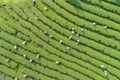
(0, 0, 120, 80)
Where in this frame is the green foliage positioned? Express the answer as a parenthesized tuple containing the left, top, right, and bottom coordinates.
(0, 0, 120, 79)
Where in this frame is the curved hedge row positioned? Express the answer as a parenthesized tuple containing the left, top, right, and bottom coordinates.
(0, 0, 120, 80)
